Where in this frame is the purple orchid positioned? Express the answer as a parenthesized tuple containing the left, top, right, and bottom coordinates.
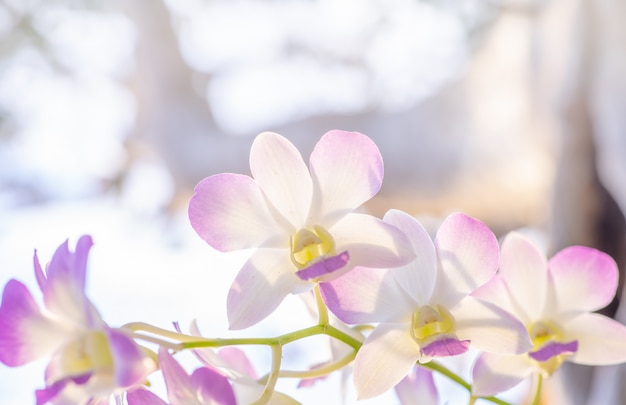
(471, 232, 626, 397)
(0, 236, 155, 405)
(188, 130, 414, 329)
(320, 210, 532, 399)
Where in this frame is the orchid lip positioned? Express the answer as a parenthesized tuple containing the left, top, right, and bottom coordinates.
(528, 340, 578, 362)
(420, 337, 471, 359)
(295, 251, 349, 281)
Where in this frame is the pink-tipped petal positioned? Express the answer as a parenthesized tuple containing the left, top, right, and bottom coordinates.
(383, 209, 437, 305)
(249, 132, 312, 227)
(295, 251, 349, 282)
(309, 130, 383, 222)
(108, 329, 153, 388)
(320, 266, 413, 324)
(41, 236, 102, 328)
(332, 213, 415, 269)
(562, 313, 626, 365)
(127, 388, 168, 405)
(497, 233, 548, 320)
(394, 366, 438, 405)
(432, 213, 499, 307)
(0, 280, 69, 366)
(227, 249, 310, 329)
(191, 367, 236, 405)
(528, 340, 578, 362)
(353, 323, 419, 400)
(549, 246, 618, 314)
(158, 348, 197, 403)
(471, 352, 533, 397)
(189, 173, 288, 252)
(454, 296, 532, 355)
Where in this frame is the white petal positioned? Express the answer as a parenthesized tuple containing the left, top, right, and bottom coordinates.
(562, 313, 626, 365)
(320, 266, 413, 324)
(309, 130, 383, 222)
(383, 209, 437, 306)
(331, 213, 415, 269)
(471, 352, 534, 397)
(250, 132, 312, 227)
(498, 232, 548, 320)
(353, 323, 419, 399)
(432, 213, 499, 307)
(453, 296, 532, 355)
(227, 249, 311, 329)
(189, 173, 288, 251)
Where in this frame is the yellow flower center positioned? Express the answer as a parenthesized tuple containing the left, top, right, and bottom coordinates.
(411, 304, 456, 342)
(527, 320, 568, 376)
(60, 330, 113, 377)
(290, 225, 336, 269)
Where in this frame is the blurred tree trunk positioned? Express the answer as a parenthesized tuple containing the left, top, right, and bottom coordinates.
(545, 0, 626, 403)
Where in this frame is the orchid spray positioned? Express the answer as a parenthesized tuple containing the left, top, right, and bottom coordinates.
(3, 130, 626, 405)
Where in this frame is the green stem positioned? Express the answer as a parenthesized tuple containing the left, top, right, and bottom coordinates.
(314, 283, 329, 325)
(420, 362, 512, 405)
(278, 351, 356, 380)
(531, 373, 543, 405)
(251, 344, 282, 405)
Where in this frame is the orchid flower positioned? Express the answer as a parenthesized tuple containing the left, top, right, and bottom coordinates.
(126, 347, 237, 405)
(471, 232, 626, 397)
(320, 210, 532, 399)
(0, 236, 155, 405)
(188, 130, 414, 329)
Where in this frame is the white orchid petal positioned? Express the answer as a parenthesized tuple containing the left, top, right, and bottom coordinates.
(353, 323, 419, 400)
(250, 132, 312, 226)
(432, 213, 499, 307)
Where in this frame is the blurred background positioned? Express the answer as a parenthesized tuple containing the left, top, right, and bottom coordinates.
(1, 0, 625, 404)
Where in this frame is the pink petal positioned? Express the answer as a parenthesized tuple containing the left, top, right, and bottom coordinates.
(549, 246, 618, 314)
(188, 173, 288, 252)
(226, 249, 310, 329)
(471, 352, 534, 397)
(353, 323, 419, 400)
(331, 213, 416, 269)
(127, 388, 168, 405)
(158, 347, 197, 403)
(320, 266, 413, 324)
(432, 213, 499, 307)
(394, 366, 438, 405)
(562, 313, 626, 365)
(453, 296, 532, 355)
(218, 347, 257, 379)
(191, 367, 236, 405)
(383, 209, 437, 305)
(497, 232, 548, 320)
(41, 237, 102, 328)
(108, 328, 153, 388)
(0, 280, 68, 366)
(249, 132, 312, 227)
(309, 130, 383, 223)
